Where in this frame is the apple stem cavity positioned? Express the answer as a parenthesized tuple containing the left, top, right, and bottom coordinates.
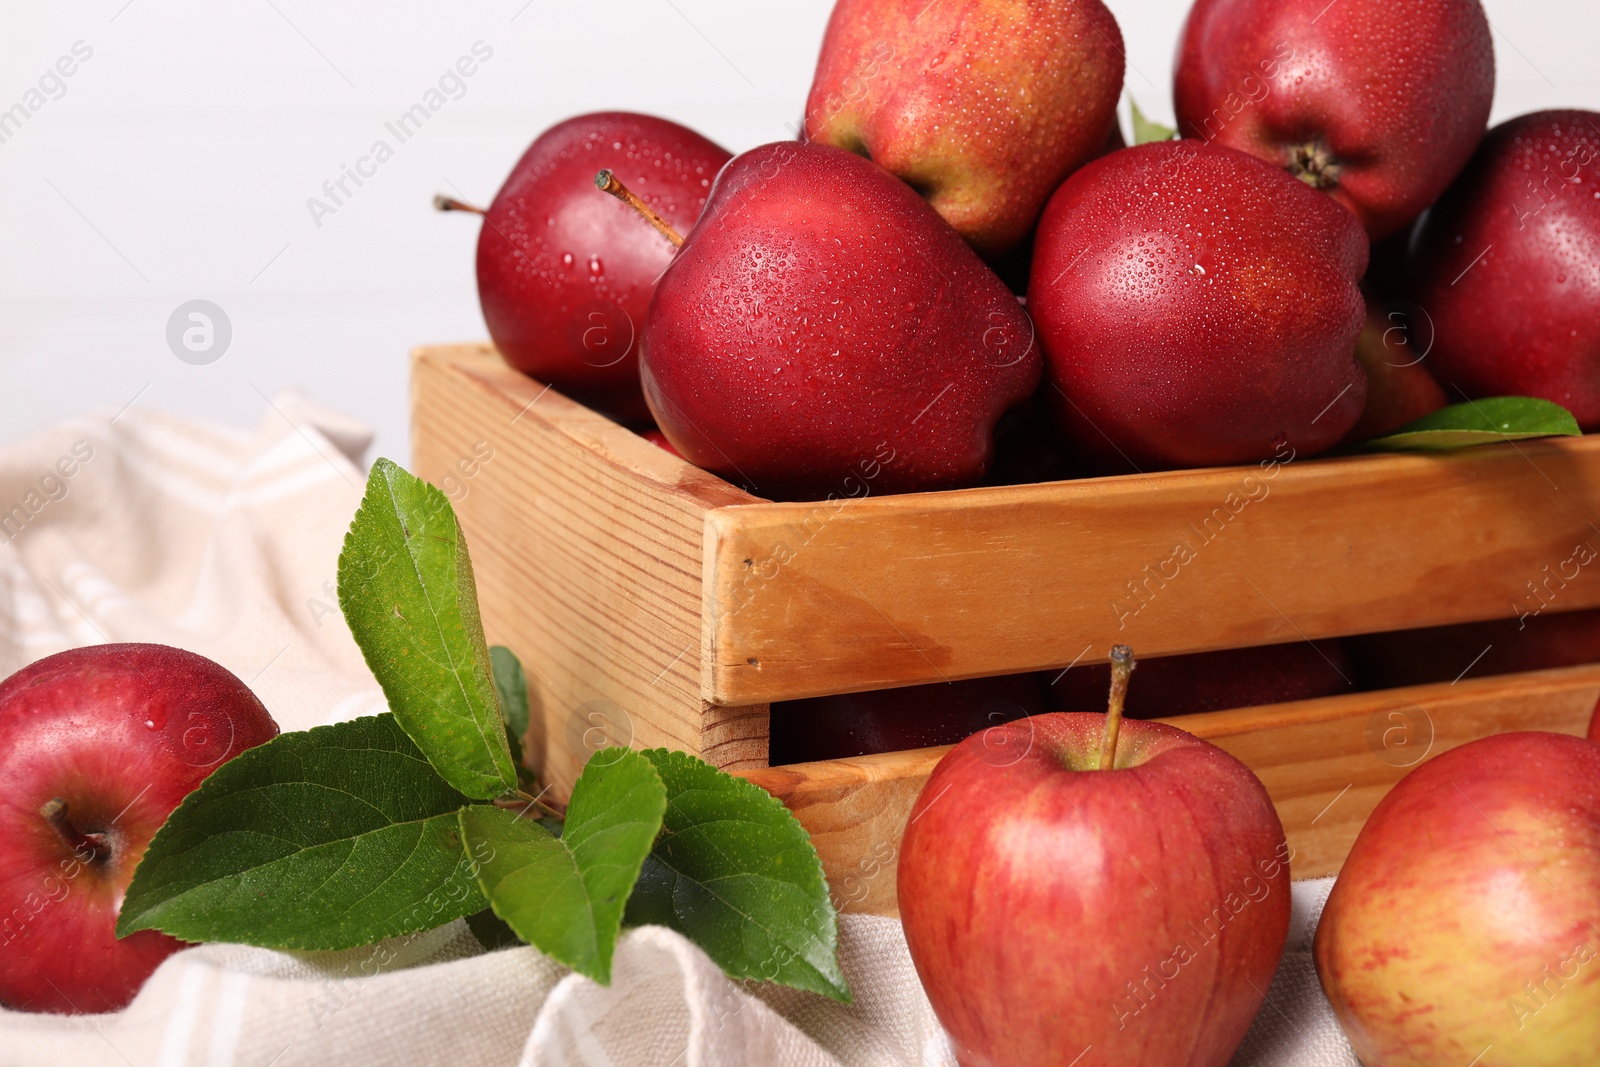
(1098, 645, 1136, 770)
(433, 194, 486, 215)
(39, 797, 110, 863)
(1287, 141, 1341, 190)
(594, 169, 685, 248)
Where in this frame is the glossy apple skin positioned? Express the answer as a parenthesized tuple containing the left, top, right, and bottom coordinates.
(1030, 140, 1368, 471)
(1348, 608, 1600, 689)
(1410, 111, 1600, 429)
(641, 141, 1041, 500)
(1174, 0, 1493, 240)
(1315, 732, 1600, 1064)
(476, 113, 732, 423)
(0, 644, 279, 1013)
(1343, 299, 1448, 442)
(769, 673, 1045, 764)
(1044, 642, 1352, 718)
(804, 0, 1124, 259)
(900, 713, 1290, 1066)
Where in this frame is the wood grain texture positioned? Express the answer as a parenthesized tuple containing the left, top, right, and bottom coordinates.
(706, 436, 1600, 705)
(410, 344, 769, 798)
(742, 664, 1600, 915)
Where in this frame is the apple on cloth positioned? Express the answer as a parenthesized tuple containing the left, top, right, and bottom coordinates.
(1317, 731, 1600, 1062)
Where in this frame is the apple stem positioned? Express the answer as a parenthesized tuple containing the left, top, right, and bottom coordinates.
(1286, 141, 1341, 190)
(1098, 645, 1136, 771)
(433, 194, 485, 215)
(39, 798, 110, 862)
(594, 169, 685, 249)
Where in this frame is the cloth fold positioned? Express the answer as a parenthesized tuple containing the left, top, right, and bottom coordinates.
(0, 400, 1358, 1066)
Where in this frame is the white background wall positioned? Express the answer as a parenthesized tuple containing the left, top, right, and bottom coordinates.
(3, 0, 1596, 465)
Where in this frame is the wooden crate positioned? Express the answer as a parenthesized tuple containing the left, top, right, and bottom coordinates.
(412, 342, 1600, 914)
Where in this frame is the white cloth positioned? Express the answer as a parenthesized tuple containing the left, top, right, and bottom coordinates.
(0, 400, 1359, 1066)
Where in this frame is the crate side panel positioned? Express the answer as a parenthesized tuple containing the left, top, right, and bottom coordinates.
(709, 438, 1600, 705)
(411, 345, 767, 796)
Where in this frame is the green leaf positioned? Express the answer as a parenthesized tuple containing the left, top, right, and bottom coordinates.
(337, 457, 516, 800)
(117, 714, 485, 949)
(1130, 98, 1175, 146)
(490, 645, 530, 771)
(624, 750, 849, 1001)
(459, 748, 666, 983)
(1361, 396, 1581, 452)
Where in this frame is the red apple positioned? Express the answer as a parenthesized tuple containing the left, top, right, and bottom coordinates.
(900, 654, 1290, 1065)
(0, 644, 279, 1013)
(639, 141, 1041, 499)
(1347, 607, 1600, 689)
(1409, 110, 1600, 429)
(1174, 0, 1493, 240)
(476, 112, 732, 423)
(1315, 731, 1600, 1063)
(804, 0, 1124, 259)
(1044, 641, 1353, 718)
(1343, 298, 1449, 442)
(1030, 139, 1368, 471)
(769, 673, 1045, 764)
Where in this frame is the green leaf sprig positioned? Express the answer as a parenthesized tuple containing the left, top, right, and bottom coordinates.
(121, 459, 846, 999)
(1359, 396, 1581, 452)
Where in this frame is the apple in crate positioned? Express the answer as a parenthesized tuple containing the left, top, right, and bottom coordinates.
(1029, 140, 1368, 471)
(1174, 0, 1493, 239)
(1409, 110, 1600, 429)
(769, 672, 1046, 764)
(638, 141, 1040, 500)
(804, 0, 1125, 259)
(474, 112, 731, 423)
(0, 644, 279, 1013)
(900, 649, 1290, 1065)
(1315, 731, 1600, 1063)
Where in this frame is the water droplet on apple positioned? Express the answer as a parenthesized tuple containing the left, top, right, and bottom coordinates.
(561, 252, 575, 270)
(589, 255, 604, 276)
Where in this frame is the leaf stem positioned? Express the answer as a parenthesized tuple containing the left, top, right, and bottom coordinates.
(494, 789, 565, 821)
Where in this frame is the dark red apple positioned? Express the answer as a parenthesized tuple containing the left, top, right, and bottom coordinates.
(0, 644, 279, 1013)
(1348, 606, 1600, 689)
(769, 673, 1045, 764)
(1030, 139, 1368, 471)
(476, 113, 731, 423)
(804, 0, 1124, 259)
(900, 655, 1290, 1065)
(1409, 110, 1600, 429)
(1045, 641, 1353, 717)
(1174, 0, 1493, 240)
(1315, 731, 1600, 1062)
(1342, 298, 1448, 442)
(640, 141, 1041, 499)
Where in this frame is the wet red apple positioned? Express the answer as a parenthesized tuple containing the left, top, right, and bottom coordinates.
(805, 0, 1124, 259)
(1343, 299, 1449, 442)
(1030, 139, 1368, 471)
(1174, 0, 1494, 240)
(640, 141, 1040, 500)
(1409, 110, 1600, 429)
(475, 112, 731, 423)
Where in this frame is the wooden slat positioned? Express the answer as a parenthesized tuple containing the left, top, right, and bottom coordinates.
(410, 344, 769, 798)
(705, 436, 1600, 705)
(742, 664, 1600, 916)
